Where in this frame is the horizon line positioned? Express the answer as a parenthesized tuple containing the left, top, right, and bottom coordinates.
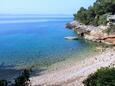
(0, 13, 73, 15)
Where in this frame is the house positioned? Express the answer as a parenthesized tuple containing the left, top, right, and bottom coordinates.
(107, 15, 115, 25)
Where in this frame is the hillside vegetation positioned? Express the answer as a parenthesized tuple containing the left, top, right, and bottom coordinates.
(83, 67, 115, 86)
(74, 0, 115, 26)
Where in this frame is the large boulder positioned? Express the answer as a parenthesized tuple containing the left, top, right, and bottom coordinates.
(65, 21, 80, 29)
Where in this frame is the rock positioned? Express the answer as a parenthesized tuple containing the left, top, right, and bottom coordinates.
(90, 29, 108, 40)
(64, 36, 78, 40)
(66, 21, 115, 45)
(65, 21, 78, 29)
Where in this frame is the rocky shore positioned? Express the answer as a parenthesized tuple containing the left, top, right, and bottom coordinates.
(66, 21, 115, 45)
(30, 47, 115, 86)
(29, 21, 115, 86)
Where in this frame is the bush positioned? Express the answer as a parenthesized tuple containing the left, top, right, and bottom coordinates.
(0, 80, 7, 86)
(0, 69, 31, 86)
(83, 67, 115, 86)
(13, 69, 31, 86)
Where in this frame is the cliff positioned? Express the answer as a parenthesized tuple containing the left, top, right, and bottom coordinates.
(66, 21, 115, 45)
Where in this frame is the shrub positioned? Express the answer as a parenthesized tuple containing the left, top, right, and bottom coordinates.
(0, 69, 31, 86)
(83, 67, 115, 86)
(0, 80, 7, 86)
(13, 69, 31, 86)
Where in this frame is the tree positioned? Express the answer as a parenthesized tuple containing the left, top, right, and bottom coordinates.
(106, 3, 115, 14)
(75, 7, 89, 25)
(74, 0, 115, 25)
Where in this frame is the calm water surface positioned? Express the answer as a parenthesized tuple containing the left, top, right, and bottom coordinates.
(0, 15, 97, 70)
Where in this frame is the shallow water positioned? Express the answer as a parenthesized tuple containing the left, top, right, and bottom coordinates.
(0, 15, 97, 71)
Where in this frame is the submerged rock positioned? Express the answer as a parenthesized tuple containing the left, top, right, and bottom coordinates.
(64, 36, 78, 40)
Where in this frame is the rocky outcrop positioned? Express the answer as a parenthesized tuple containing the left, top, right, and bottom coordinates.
(65, 21, 78, 29)
(66, 21, 115, 45)
(101, 35, 115, 45)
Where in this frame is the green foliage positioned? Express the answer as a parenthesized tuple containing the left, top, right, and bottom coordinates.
(13, 69, 31, 86)
(74, 7, 90, 25)
(98, 14, 108, 25)
(0, 69, 31, 86)
(0, 80, 7, 86)
(83, 67, 115, 86)
(74, 0, 115, 26)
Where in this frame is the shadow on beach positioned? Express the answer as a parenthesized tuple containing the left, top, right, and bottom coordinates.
(0, 63, 46, 82)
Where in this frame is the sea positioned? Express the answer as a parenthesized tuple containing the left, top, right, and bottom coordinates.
(0, 15, 97, 80)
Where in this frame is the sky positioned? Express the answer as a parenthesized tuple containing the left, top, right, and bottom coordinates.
(0, 0, 96, 15)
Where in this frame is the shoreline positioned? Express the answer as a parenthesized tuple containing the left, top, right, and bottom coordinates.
(30, 47, 115, 86)
(66, 21, 115, 45)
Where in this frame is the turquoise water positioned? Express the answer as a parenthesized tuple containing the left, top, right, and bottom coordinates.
(0, 15, 96, 70)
